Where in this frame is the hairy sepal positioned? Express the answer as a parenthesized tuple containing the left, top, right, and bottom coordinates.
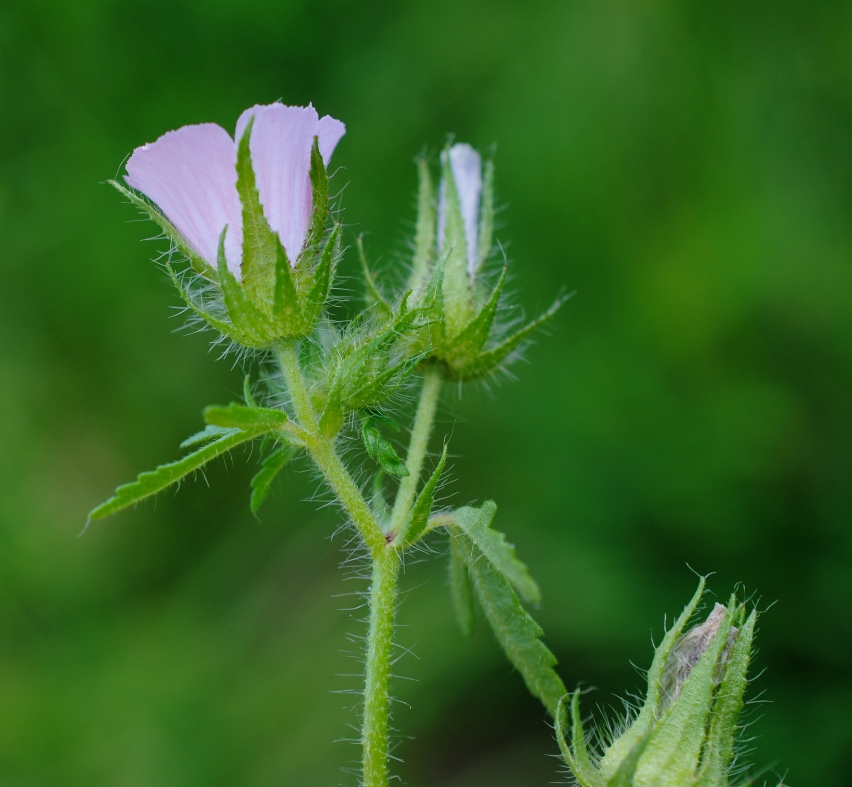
(407, 157, 436, 298)
(556, 694, 605, 787)
(440, 151, 474, 338)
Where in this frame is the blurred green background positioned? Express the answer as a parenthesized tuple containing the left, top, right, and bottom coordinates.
(2, 0, 850, 784)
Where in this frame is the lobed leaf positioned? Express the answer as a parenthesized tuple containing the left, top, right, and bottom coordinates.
(452, 501, 540, 604)
(460, 533, 566, 717)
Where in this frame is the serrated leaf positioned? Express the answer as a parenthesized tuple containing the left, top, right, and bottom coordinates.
(556, 694, 604, 787)
(203, 402, 294, 434)
(109, 179, 216, 280)
(452, 501, 540, 604)
(179, 424, 233, 449)
(236, 117, 278, 304)
(89, 427, 261, 521)
(449, 535, 475, 637)
(250, 445, 297, 513)
(362, 417, 409, 477)
(460, 533, 566, 717)
(399, 443, 448, 545)
(407, 157, 436, 297)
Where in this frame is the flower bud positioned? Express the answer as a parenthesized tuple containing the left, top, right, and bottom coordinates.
(558, 579, 759, 787)
(113, 103, 345, 349)
(409, 143, 564, 380)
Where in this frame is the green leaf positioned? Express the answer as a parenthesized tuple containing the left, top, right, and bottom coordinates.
(449, 535, 475, 637)
(452, 501, 541, 604)
(89, 427, 261, 521)
(362, 416, 409, 477)
(460, 533, 567, 717)
(203, 402, 296, 435)
(179, 424, 233, 449)
(399, 443, 448, 545)
(407, 157, 436, 297)
(250, 445, 297, 513)
(109, 179, 216, 280)
(556, 694, 604, 787)
(236, 117, 278, 304)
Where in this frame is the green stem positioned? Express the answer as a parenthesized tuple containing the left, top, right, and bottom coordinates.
(389, 366, 443, 533)
(277, 341, 385, 556)
(361, 546, 400, 787)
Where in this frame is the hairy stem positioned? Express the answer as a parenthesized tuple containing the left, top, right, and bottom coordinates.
(389, 366, 443, 533)
(277, 341, 385, 556)
(361, 545, 400, 787)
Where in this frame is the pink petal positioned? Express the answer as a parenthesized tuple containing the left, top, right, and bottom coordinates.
(235, 103, 345, 263)
(448, 144, 483, 279)
(125, 123, 242, 275)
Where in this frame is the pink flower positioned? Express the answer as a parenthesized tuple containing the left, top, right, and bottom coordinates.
(125, 103, 345, 277)
(438, 143, 483, 280)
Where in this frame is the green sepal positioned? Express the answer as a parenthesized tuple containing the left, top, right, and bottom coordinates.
(216, 229, 274, 347)
(250, 444, 298, 513)
(444, 265, 507, 364)
(88, 426, 266, 522)
(696, 607, 756, 787)
(448, 292, 569, 380)
(407, 157, 436, 298)
(358, 236, 393, 317)
(451, 500, 541, 604)
(271, 232, 302, 328)
(303, 223, 340, 324)
(306, 136, 329, 249)
(477, 158, 495, 274)
(448, 534, 476, 637)
(162, 259, 237, 340)
(235, 117, 278, 305)
(361, 415, 409, 478)
(398, 442, 448, 546)
(460, 532, 567, 717)
(109, 179, 216, 280)
(204, 402, 301, 441)
(633, 600, 738, 785)
(440, 148, 474, 337)
(600, 577, 707, 778)
(555, 694, 604, 787)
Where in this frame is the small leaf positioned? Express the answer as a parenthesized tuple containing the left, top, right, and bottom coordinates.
(399, 443, 448, 545)
(203, 402, 294, 434)
(250, 445, 297, 513)
(449, 535, 475, 637)
(89, 427, 259, 521)
(179, 424, 233, 449)
(362, 417, 409, 477)
(236, 117, 278, 304)
(452, 501, 540, 604)
(460, 533, 567, 717)
(109, 179, 216, 280)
